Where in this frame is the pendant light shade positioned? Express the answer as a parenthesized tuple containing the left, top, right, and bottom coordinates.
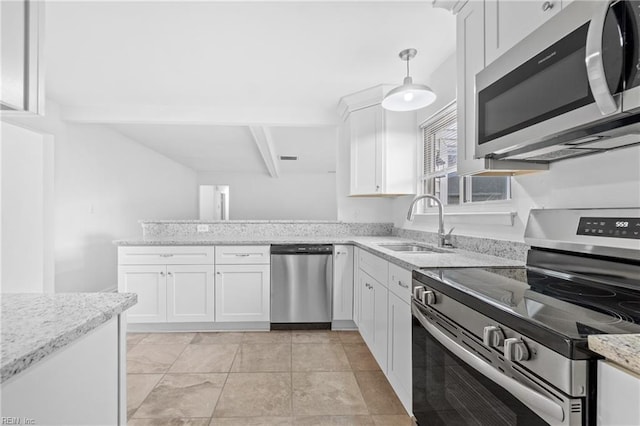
(382, 48, 436, 112)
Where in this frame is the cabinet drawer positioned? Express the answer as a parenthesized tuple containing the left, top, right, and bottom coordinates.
(358, 249, 388, 287)
(118, 246, 214, 265)
(388, 263, 412, 304)
(215, 245, 270, 265)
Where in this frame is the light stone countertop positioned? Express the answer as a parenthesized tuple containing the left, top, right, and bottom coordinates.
(0, 292, 137, 383)
(113, 236, 525, 269)
(588, 334, 640, 375)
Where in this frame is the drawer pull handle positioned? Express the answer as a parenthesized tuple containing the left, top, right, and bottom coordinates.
(160, 254, 174, 258)
(235, 254, 251, 257)
(398, 281, 409, 289)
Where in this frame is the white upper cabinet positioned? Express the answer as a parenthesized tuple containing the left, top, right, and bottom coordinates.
(456, 0, 487, 176)
(339, 85, 417, 196)
(485, 0, 561, 66)
(0, 0, 44, 115)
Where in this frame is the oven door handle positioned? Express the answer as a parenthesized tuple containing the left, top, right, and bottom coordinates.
(412, 305, 565, 425)
(585, 0, 619, 115)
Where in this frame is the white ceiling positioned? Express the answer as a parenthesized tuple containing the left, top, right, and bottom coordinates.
(44, 1, 456, 173)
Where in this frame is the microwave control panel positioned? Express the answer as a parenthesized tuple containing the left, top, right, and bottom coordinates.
(577, 217, 640, 239)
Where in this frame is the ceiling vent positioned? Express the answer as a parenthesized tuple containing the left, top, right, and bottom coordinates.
(279, 155, 298, 161)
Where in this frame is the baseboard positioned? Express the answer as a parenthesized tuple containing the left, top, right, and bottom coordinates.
(331, 320, 357, 330)
(127, 322, 271, 332)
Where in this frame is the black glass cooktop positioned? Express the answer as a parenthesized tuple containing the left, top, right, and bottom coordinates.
(414, 266, 640, 357)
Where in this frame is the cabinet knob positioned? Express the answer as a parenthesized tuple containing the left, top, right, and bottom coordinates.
(160, 271, 165, 276)
(167, 272, 173, 276)
(542, 1, 553, 11)
(376, 185, 380, 191)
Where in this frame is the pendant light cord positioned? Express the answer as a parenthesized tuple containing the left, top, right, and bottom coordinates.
(406, 58, 410, 78)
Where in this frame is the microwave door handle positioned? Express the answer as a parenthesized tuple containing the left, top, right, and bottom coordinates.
(411, 304, 565, 425)
(585, 0, 619, 115)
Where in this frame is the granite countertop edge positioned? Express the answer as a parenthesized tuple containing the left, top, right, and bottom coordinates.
(113, 236, 525, 269)
(1, 293, 137, 384)
(588, 334, 640, 376)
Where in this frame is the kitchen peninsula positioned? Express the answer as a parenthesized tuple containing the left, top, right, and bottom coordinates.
(1, 292, 137, 425)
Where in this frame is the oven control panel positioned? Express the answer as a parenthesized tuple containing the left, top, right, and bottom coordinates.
(577, 217, 640, 239)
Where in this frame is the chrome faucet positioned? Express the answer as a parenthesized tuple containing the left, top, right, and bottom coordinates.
(406, 195, 451, 248)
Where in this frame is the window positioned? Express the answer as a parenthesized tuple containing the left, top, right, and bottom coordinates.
(419, 102, 510, 209)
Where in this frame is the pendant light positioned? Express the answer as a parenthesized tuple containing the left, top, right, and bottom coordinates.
(382, 48, 436, 112)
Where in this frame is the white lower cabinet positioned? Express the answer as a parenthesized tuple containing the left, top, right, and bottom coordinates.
(166, 265, 215, 322)
(333, 245, 354, 322)
(215, 264, 270, 322)
(387, 291, 412, 414)
(356, 252, 412, 415)
(597, 360, 640, 426)
(359, 270, 388, 372)
(118, 265, 168, 323)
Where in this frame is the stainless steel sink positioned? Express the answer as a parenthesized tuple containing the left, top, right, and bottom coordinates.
(378, 243, 451, 254)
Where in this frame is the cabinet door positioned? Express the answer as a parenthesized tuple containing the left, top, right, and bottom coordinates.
(350, 105, 380, 195)
(387, 292, 412, 414)
(215, 264, 270, 322)
(333, 245, 354, 321)
(353, 248, 361, 327)
(597, 360, 640, 426)
(485, 0, 561, 66)
(456, 0, 488, 175)
(166, 265, 215, 322)
(359, 271, 375, 346)
(118, 265, 167, 323)
(371, 277, 389, 372)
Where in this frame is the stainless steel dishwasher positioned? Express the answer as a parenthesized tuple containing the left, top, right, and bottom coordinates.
(270, 244, 333, 329)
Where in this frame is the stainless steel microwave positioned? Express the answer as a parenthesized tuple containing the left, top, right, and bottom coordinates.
(476, 0, 640, 162)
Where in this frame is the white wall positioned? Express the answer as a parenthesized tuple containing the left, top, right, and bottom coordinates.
(3, 101, 198, 292)
(1, 122, 54, 293)
(198, 171, 337, 220)
(392, 54, 640, 242)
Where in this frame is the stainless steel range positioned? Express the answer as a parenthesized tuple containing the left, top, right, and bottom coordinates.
(411, 208, 640, 426)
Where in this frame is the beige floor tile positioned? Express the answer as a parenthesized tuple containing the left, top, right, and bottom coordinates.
(291, 331, 340, 344)
(292, 372, 368, 416)
(336, 331, 364, 344)
(129, 418, 211, 426)
(243, 331, 292, 344)
(128, 333, 150, 345)
(293, 415, 374, 425)
(192, 332, 245, 344)
(213, 372, 292, 418)
(343, 344, 381, 371)
(127, 374, 164, 418)
(127, 344, 187, 374)
(139, 332, 196, 345)
(292, 344, 350, 372)
(371, 415, 413, 426)
(169, 344, 239, 373)
(134, 373, 226, 418)
(354, 371, 406, 415)
(231, 343, 291, 372)
(209, 417, 293, 425)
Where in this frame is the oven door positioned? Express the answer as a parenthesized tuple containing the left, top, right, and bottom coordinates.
(412, 302, 570, 426)
(475, 0, 628, 159)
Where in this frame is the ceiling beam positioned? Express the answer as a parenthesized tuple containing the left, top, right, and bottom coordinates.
(249, 126, 280, 178)
(60, 105, 339, 127)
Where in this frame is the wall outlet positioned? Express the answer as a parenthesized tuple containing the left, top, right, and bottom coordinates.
(196, 224, 209, 233)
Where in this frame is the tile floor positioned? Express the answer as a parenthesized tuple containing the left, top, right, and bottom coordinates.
(126, 330, 412, 426)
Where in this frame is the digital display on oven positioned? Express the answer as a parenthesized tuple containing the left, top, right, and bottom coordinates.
(577, 217, 640, 239)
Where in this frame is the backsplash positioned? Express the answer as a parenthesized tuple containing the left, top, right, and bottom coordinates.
(142, 221, 394, 240)
(393, 227, 529, 262)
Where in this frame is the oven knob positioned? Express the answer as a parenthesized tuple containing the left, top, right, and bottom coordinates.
(413, 286, 425, 300)
(422, 290, 437, 305)
(482, 325, 505, 348)
(504, 338, 530, 362)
